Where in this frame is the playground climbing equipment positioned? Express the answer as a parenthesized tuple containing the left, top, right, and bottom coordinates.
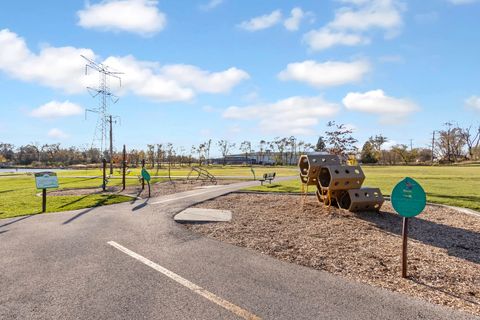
(186, 166, 217, 185)
(298, 154, 384, 212)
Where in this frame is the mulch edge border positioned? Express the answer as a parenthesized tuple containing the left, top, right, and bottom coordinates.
(233, 191, 480, 218)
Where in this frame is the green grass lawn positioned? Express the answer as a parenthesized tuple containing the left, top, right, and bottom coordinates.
(246, 166, 480, 211)
(0, 165, 296, 219)
(49, 165, 297, 179)
(0, 175, 134, 220)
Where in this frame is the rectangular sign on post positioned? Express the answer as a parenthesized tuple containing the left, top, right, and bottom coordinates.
(34, 172, 59, 189)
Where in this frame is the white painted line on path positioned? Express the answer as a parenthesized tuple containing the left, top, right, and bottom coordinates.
(107, 241, 261, 320)
(150, 186, 238, 205)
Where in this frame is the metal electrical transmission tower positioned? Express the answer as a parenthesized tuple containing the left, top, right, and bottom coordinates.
(81, 55, 123, 174)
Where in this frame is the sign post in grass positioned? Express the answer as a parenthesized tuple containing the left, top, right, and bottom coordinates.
(102, 159, 107, 192)
(141, 167, 151, 198)
(141, 159, 146, 190)
(391, 177, 426, 278)
(122, 145, 126, 191)
(34, 172, 59, 213)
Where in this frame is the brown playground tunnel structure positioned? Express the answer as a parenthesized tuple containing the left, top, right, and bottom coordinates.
(298, 154, 384, 212)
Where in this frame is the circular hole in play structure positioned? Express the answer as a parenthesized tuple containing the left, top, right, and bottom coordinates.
(334, 169, 339, 174)
(345, 181, 350, 185)
(312, 159, 317, 163)
(322, 158, 326, 162)
(354, 193, 359, 197)
(374, 192, 379, 197)
(354, 169, 360, 174)
(334, 181, 339, 186)
(365, 193, 370, 197)
(345, 169, 350, 174)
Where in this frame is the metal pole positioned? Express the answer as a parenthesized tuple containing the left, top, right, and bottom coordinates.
(42, 188, 47, 212)
(141, 159, 145, 190)
(148, 181, 151, 198)
(109, 115, 113, 175)
(102, 158, 107, 191)
(122, 144, 126, 191)
(402, 217, 409, 278)
(431, 131, 435, 165)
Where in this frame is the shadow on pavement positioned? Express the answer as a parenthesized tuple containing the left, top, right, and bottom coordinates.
(62, 195, 115, 225)
(0, 230, 9, 234)
(132, 198, 149, 211)
(356, 210, 480, 265)
(0, 215, 32, 228)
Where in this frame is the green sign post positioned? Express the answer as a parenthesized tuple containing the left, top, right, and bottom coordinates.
(34, 172, 59, 212)
(141, 168, 151, 197)
(391, 177, 426, 278)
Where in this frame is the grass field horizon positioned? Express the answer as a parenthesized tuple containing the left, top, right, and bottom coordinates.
(246, 165, 480, 211)
(1, 164, 479, 219)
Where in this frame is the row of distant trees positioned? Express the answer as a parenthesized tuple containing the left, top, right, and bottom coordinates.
(360, 123, 480, 164)
(1, 122, 478, 167)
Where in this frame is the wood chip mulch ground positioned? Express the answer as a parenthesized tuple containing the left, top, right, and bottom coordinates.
(185, 193, 480, 317)
(49, 180, 241, 199)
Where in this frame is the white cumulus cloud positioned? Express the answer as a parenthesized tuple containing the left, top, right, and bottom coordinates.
(329, 0, 405, 33)
(30, 101, 84, 119)
(278, 60, 370, 88)
(160, 64, 249, 94)
(0, 29, 249, 102)
(77, 0, 166, 36)
(343, 89, 418, 123)
(0, 29, 94, 93)
(303, 28, 369, 51)
(223, 96, 340, 135)
(47, 128, 69, 140)
(239, 10, 282, 31)
(284, 7, 305, 31)
(465, 95, 480, 111)
(303, 0, 405, 51)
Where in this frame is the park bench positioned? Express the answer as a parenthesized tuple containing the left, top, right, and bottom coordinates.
(259, 172, 276, 185)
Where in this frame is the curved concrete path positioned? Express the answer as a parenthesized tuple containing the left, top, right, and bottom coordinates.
(0, 178, 478, 320)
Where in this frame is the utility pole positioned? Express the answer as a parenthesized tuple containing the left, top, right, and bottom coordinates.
(109, 115, 113, 174)
(431, 131, 435, 165)
(408, 139, 413, 151)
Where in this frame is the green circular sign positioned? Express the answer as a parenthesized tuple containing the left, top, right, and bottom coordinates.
(141, 168, 151, 182)
(391, 177, 426, 218)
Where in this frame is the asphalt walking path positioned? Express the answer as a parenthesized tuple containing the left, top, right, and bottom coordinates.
(0, 178, 478, 320)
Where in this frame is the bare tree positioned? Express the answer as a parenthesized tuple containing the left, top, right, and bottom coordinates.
(239, 141, 252, 164)
(461, 125, 480, 160)
(147, 144, 155, 168)
(436, 123, 466, 162)
(324, 121, 358, 157)
(217, 140, 235, 166)
(391, 144, 411, 165)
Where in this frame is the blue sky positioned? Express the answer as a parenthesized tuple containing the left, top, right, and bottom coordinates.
(0, 0, 479, 155)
